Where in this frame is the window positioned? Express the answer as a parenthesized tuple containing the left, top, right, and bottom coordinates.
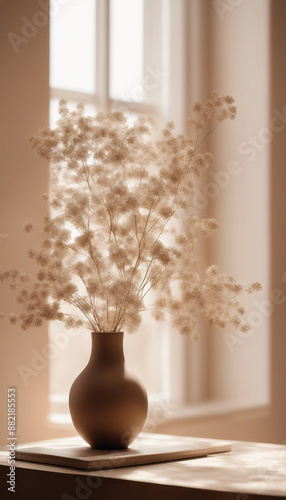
(49, 0, 270, 425)
(49, 0, 173, 422)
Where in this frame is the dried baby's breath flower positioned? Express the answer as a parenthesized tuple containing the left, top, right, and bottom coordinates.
(9, 314, 18, 324)
(24, 222, 34, 233)
(1, 95, 261, 335)
(246, 282, 262, 293)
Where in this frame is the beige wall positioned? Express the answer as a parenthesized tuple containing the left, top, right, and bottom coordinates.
(269, 0, 286, 444)
(0, 0, 53, 445)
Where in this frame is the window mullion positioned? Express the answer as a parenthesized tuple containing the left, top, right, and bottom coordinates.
(96, 0, 110, 111)
(143, 0, 164, 119)
(161, 0, 188, 130)
(50, 88, 99, 105)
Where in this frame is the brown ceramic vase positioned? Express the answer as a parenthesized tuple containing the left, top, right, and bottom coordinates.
(69, 332, 148, 449)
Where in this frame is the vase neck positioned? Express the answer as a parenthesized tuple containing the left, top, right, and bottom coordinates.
(89, 332, 125, 368)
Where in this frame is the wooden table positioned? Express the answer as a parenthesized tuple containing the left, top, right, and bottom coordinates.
(0, 435, 285, 499)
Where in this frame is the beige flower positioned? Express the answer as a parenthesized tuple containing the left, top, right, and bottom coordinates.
(1, 94, 261, 335)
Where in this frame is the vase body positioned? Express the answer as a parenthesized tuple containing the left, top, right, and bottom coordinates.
(69, 332, 148, 449)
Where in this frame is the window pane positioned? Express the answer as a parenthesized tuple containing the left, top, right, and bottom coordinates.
(50, 0, 96, 93)
(110, 0, 144, 102)
(124, 314, 166, 398)
(49, 318, 166, 419)
(48, 101, 166, 416)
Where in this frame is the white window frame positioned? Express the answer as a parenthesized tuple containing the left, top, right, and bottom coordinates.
(49, 0, 271, 426)
(49, 0, 193, 423)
